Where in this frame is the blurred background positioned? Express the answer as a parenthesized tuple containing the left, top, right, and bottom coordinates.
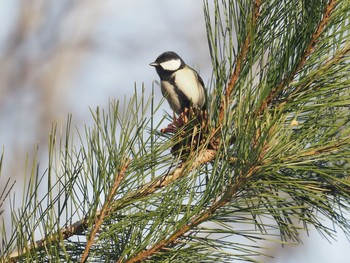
(0, 0, 348, 262)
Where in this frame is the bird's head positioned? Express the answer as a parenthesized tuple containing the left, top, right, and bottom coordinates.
(150, 51, 185, 78)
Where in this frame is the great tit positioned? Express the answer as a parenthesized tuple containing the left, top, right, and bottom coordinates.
(150, 51, 207, 114)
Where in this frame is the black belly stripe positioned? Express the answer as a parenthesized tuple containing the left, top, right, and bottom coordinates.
(177, 88, 191, 110)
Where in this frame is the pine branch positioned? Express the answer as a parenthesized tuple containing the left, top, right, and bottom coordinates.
(219, 0, 262, 122)
(280, 41, 350, 108)
(124, 163, 260, 263)
(80, 159, 130, 263)
(6, 147, 217, 262)
(258, 0, 338, 115)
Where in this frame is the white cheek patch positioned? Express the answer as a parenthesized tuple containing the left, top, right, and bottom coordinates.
(160, 59, 181, 71)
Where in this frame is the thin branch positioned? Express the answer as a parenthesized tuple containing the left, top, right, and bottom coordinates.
(298, 136, 350, 157)
(80, 159, 130, 263)
(123, 134, 350, 262)
(7, 149, 217, 262)
(121, 122, 350, 262)
(218, 0, 262, 122)
(124, 164, 261, 263)
(138, 149, 217, 195)
(8, 161, 131, 262)
(7, 217, 88, 261)
(257, 0, 338, 115)
(278, 42, 350, 109)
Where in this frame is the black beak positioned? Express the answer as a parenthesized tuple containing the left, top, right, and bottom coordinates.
(149, 62, 158, 67)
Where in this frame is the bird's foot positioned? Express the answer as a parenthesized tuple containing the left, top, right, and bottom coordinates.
(160, 123, 177, 133)
(161, 110, 190, 134)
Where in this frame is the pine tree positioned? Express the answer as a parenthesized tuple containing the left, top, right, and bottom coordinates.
(1, 0, 350, 262)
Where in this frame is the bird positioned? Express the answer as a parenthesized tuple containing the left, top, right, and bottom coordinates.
(150, 51, 207, 115)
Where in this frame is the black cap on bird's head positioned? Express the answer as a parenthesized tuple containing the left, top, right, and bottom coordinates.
(150, 51, 185, 79)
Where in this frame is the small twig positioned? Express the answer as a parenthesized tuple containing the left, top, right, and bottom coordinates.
(298, 136, 350, 157)
(7, 148, 217, 262)
(257, 0, 337, 116)
(7, 161, 130, 262)
(278, 42, 350, 109)
(113, 148, 217, 214)
(7, 217, 88, 261)
(80, 159, 130, 263)
(124, 163, 261, 263)
(218, 0, 262, 123)
(115, 149, 217, 263)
